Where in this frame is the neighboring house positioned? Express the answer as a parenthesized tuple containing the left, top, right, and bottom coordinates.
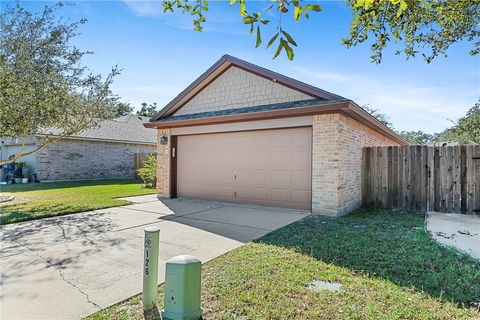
(146, 55, 408, 217)
(0, 115, 156, 181)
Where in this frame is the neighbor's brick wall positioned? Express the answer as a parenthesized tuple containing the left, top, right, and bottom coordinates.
(156, 129, 171, 197)
(312, 113, 401, 216)
(35, 138, 155, 181)
(174, 66, 313, 116)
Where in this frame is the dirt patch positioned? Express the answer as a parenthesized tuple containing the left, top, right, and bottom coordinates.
(0, 195, 15, 203)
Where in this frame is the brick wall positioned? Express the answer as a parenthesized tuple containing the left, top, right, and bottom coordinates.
(174, 66, 313, 116)
(312, 114, 341, 216)
(156, 129, 171, 197)
(312, 113, 401, 216)
(35, 138, 155, 181)
(156, 112, 401, 216)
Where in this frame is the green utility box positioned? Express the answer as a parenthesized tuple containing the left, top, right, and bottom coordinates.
(161, 255, 202, 320)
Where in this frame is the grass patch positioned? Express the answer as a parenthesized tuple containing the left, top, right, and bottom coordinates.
(86, 209, 479, 320)
(0, 179, 156, 224)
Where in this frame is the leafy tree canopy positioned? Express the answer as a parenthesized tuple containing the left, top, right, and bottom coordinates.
(111, 100, 133, 117)
(433, 100, 480, 144)
(362, 105, 394, 129)
(0, 2, 119, 165)
(136, 102, 159, 118)
(162, 0, 480, 63)
(365, 100, 480, 145)
(398, 130, 433, 145)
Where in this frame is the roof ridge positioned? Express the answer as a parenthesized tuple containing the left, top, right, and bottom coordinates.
(221, 54, 345, 100)
(152, 54, 345, 121)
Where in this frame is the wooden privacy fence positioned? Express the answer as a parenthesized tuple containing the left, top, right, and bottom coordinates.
(362, 145, 480, 214)
(133, 153, 154, 178)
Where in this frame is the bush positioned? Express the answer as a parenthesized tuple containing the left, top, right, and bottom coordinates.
(136, 154, 157, 188)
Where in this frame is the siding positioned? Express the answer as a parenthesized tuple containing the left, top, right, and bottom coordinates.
(174, 66, 313, 116)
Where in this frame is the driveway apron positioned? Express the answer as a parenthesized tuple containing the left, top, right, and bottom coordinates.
(0, 195, 308, 320)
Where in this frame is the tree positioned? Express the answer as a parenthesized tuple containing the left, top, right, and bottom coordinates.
(433, 100, 480, 144)
(398, 130, 433, 145)
(362, 105, 394, 129)
(136, 102, 159, 118)
(0, 2, 119, 165)
(162, 0, 479, 63)
(111, 101, 133, 117)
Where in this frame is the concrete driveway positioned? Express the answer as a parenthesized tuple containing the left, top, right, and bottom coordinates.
(0, 195, 308, 320)
(427, 212, 480, 259)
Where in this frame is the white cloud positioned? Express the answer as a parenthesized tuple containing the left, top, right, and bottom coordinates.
(123, 0, 248, 36)
(292, 66, 352, 82)
(123, 0, 164, 17)
(290, 65, 479, 133)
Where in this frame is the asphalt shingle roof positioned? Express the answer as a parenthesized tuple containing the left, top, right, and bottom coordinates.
(43, 115, 157, 144)
(156, 98, 347, 123)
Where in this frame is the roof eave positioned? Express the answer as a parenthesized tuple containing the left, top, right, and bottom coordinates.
(35, 134, 157, 145)
(344, 102, 409, 146)
(145, 100, 350, 129)
(145, 100, 407, 146)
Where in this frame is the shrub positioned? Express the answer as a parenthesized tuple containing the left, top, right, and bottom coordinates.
(136, 154, 157, 188)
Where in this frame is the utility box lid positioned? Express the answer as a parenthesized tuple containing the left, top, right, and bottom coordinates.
(166, 255, 201, 265)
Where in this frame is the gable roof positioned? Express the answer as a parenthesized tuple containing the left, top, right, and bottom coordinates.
(146, 55, 407, 146)
(40, 115, 157, 144)
(151, 54, 344, 121)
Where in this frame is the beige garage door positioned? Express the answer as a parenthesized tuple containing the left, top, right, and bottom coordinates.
(177, 127, 312, 209)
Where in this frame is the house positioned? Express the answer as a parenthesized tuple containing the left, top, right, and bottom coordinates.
(0, 115, 156, 181)
(145, 55, 408, 216)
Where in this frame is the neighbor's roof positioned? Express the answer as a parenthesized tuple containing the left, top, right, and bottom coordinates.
(40, 115, 157, 144)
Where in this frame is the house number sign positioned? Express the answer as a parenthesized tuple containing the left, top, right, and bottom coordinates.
(143, 226, 160, 310)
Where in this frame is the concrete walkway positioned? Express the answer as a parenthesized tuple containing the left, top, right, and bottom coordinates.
(0, 195, 309, 320)
(426, 212, 480, 259)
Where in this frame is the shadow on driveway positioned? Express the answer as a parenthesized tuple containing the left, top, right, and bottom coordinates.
(0, 196, 309, 320)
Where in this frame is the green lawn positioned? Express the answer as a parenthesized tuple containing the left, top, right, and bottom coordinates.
(0, 179, 156, 225)
(86, 209, 480, 320)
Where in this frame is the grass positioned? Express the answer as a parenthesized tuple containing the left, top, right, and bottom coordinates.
(86, 209, 480, 320)
(0, 179, 156, 224)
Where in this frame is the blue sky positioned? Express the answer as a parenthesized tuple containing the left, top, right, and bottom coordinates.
(9, 1, 480, 133)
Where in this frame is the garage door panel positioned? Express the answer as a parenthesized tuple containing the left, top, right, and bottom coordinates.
(218, 185, 235, 197)
(271, 169, 291, 187)
(253, 169, 270, 186)
(253, 150, 270, 167)
(236, 169, 254, 184)
(220, 168, 235, 182)
(271, 189, 290, 202)
(271, 151, 290, 168)
(292, 151, 310, 169)
(291, 170, 310, 189)
(292, 131, 310, 146)
(236, 185, 254, 199)
(237, 151, 255, 167)
(177, 127, 311, 209)
(236, 135, 254, 147)
(292, 190, 310, 204)
(271, 131, 292, 147)
(252, 187, 271, 201)
(253, 134, 270, 147)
